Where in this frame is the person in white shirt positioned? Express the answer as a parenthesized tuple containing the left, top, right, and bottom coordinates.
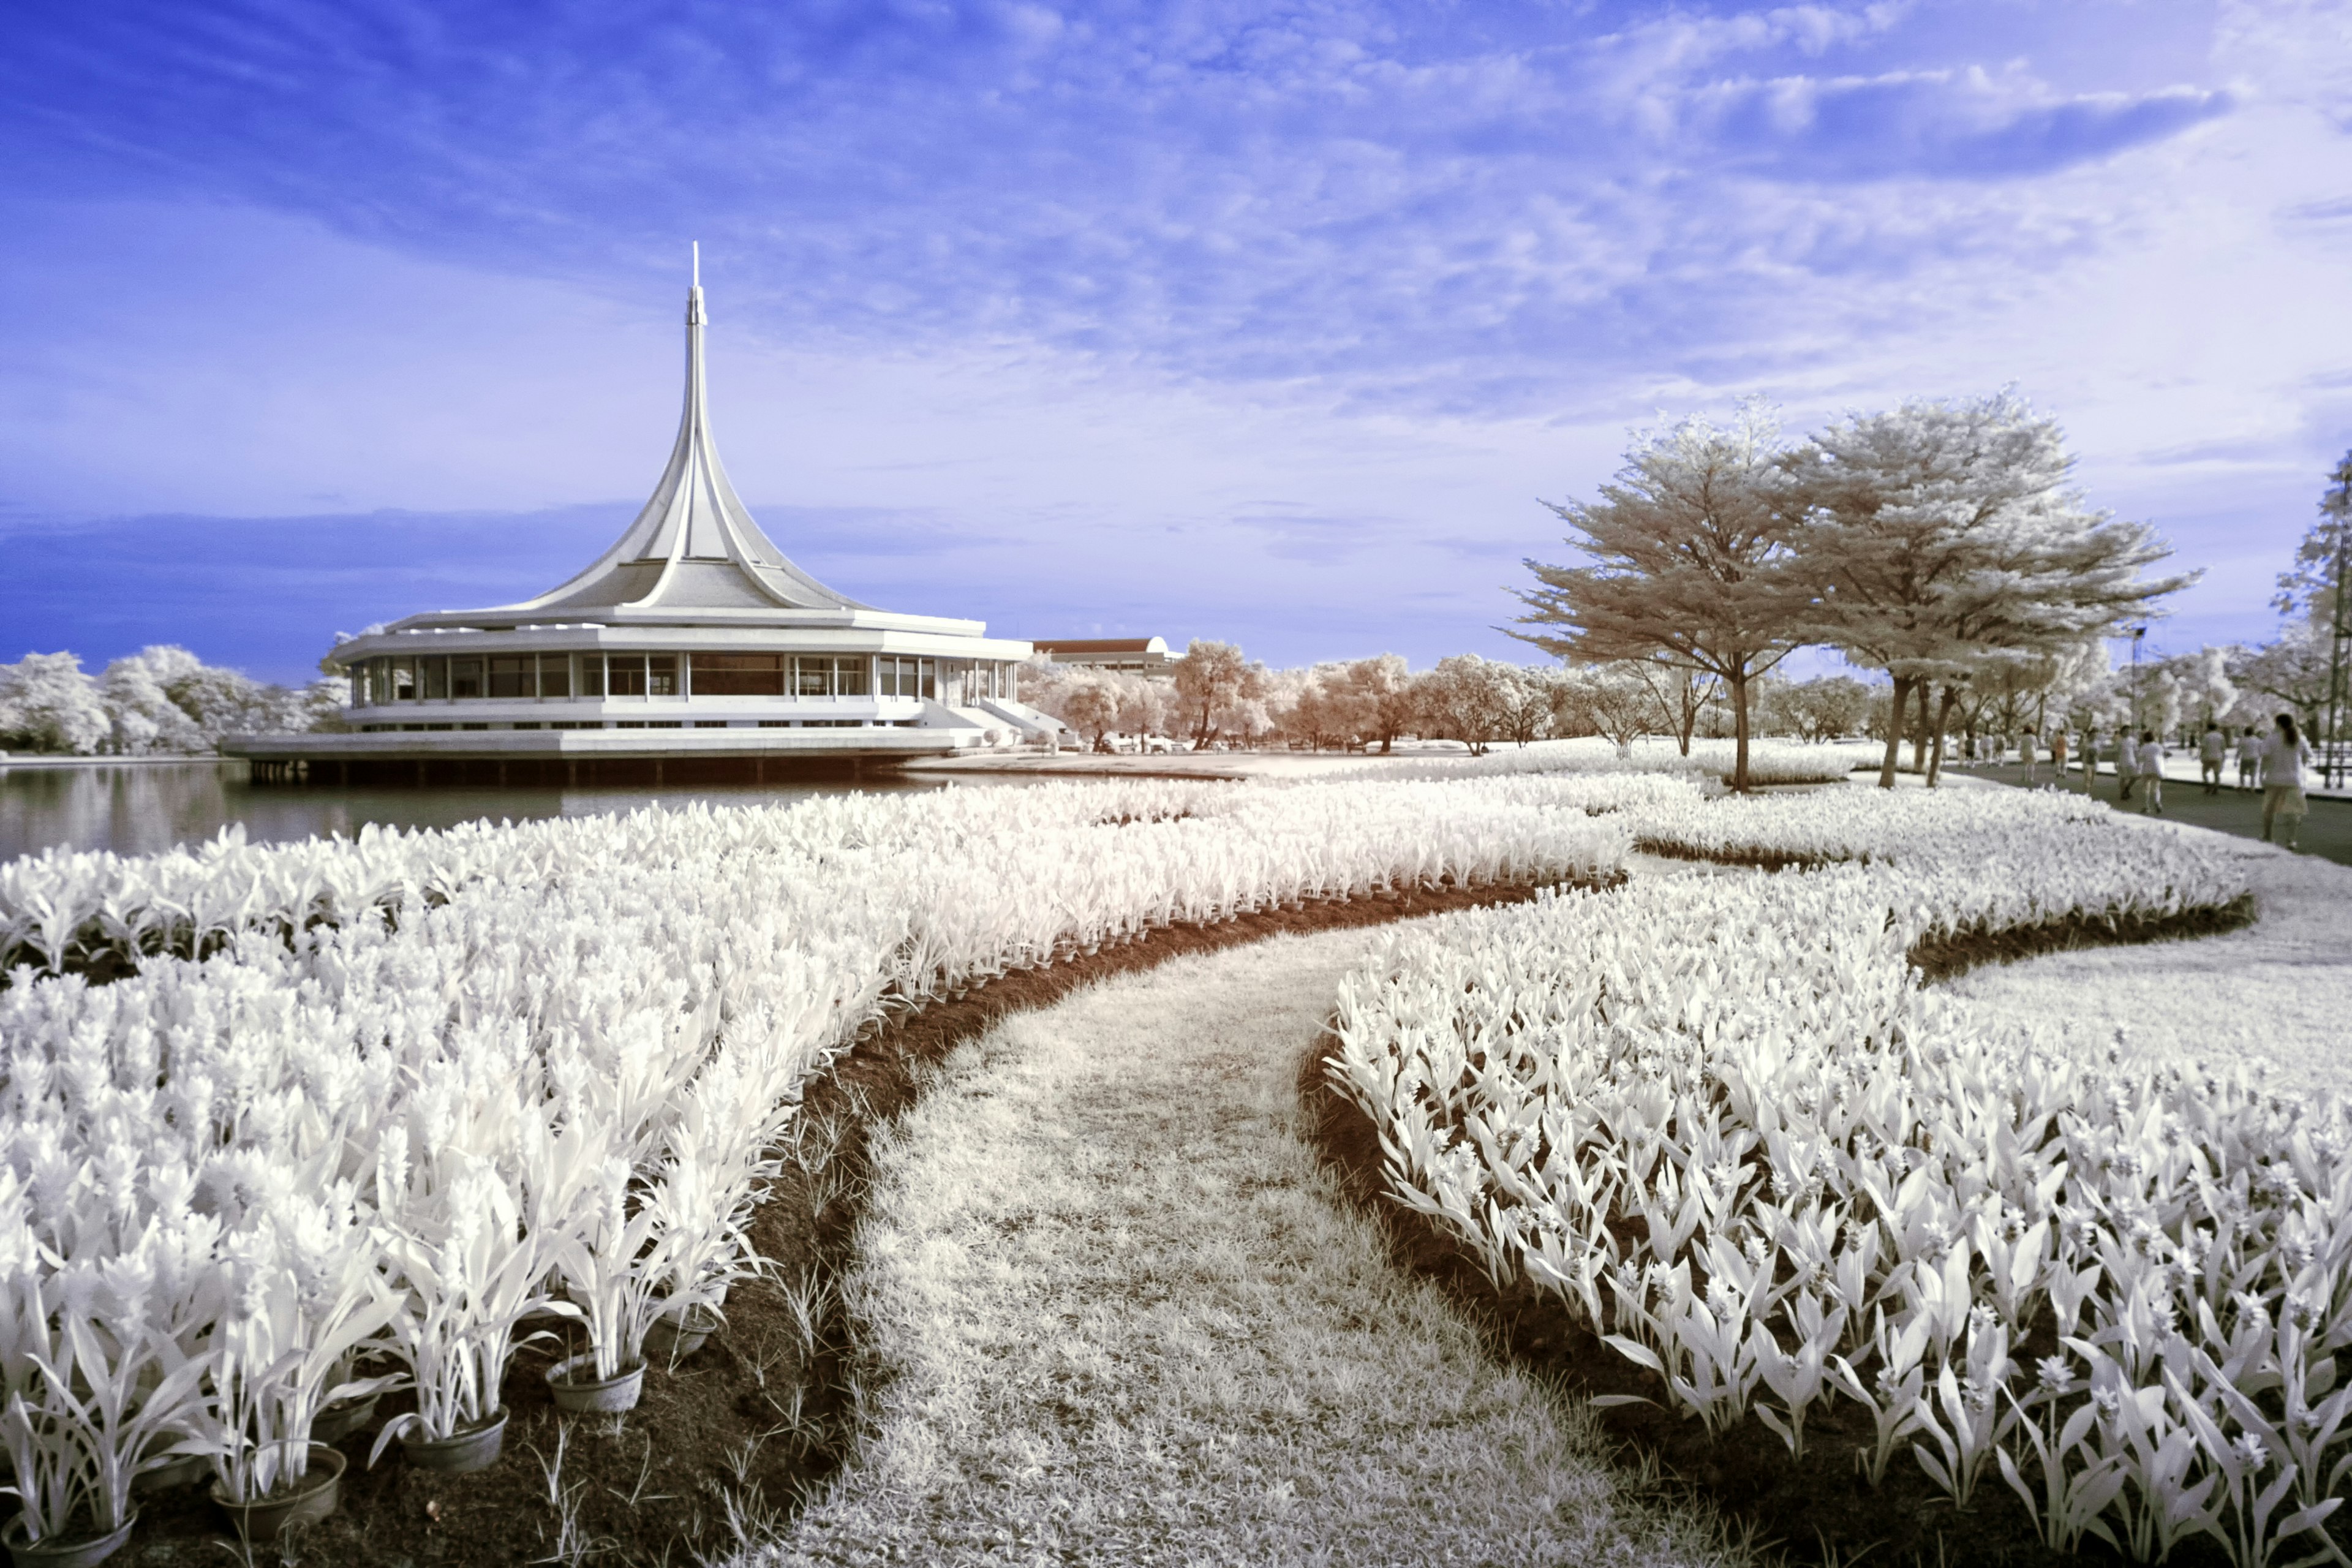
(2136, 731, 2166, 814)
(2018, 729, 2037, 783)
(2198, 723, 2226, 794)
(2261, 712, 2318, 850)
(2117, 731, 2138, 801)
(2238, 726, 2263, 787)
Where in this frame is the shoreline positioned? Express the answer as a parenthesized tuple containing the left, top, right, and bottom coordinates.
(0, 754, 233, 769)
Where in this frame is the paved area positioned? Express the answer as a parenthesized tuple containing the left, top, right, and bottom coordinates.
(1956, 760, 2352, 867)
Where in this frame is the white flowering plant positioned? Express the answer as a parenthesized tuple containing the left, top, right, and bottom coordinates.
(197, 1196, 402, 1501)
(0, 775, 1634, 1522)
(1325, 792, 2352, 1568)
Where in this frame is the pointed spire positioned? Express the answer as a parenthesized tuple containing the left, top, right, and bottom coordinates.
(487, 254, 873, 616)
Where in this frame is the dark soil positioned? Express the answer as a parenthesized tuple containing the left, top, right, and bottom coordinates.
(111, 876, 1574, 1568)
(1295, 893, 2277, 1568)
(1634, 840, 1830, 873)
(1907, 894, 2258, 982)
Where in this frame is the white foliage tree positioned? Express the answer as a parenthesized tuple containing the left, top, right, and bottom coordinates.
(1785, 391, 2190, 789)
(1513, 402, 1805, 790)
(0, 653, 111, 755)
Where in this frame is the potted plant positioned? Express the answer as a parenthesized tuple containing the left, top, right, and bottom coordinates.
(192, 1200, 400, 1542)
(369, 1161, 552, 1473)
(0, 1200, 221, 1567)
(637, 1090, 783, 1365)
(543, 1157, 670, 1414)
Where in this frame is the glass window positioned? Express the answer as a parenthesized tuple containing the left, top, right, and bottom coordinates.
(450, 658, 483, 699)
(538, 654, 571, 699)
(488, 656, 534, 698)
(579, 654, 605, 698)
(648, 655, 677, 697)
(690, 653, 785, 696)
(421, 657, 449, 699)
(833, 657, 870, 696)
(919, 660, 936, 701)
(348, 669, 364, 707)
(393, 658, 417, 700)
(794, 657, 832, 698)
(607, 655, 647, 696)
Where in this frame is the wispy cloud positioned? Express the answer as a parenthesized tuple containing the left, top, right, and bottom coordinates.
(0, 1, 2340, 676)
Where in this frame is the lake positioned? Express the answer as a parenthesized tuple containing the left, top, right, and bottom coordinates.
(0, 760, 959, 861)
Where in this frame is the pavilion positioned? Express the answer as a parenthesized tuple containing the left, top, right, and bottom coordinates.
(228, 255, 1058, 786)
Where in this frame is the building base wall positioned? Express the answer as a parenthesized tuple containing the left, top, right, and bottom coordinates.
(246, 754, 903, 789)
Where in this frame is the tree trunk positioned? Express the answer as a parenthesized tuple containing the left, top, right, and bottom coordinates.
(1730, 668, 1752, 791)
(1877, 674, 1912, 789)
(1910, 682, 1933, 772)
(1925, 686, 1958, 789)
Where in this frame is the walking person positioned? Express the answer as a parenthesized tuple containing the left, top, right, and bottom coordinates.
(2082, 728, 2100, 790)
(2051, 727, 2069, 785)
(2136, 730, 2166, 815)
(2018, 729, 2037, 783)
(2261, 712, 2317, 850)
(2237, 726, 2263, 788)
(2117, 730, 2138, 802)
(2199, 722, 2226, 794)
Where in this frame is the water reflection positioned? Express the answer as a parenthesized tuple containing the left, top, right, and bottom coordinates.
(0, 761, 951, 861)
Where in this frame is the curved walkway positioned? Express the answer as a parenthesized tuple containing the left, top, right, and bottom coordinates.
(1948, 826, 2352, 1094)
(766, 926, 1736, 1568)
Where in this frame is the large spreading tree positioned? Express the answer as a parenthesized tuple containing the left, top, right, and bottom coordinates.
(1510, 404, 1806, 790)
(1783, 393, 2188, 788)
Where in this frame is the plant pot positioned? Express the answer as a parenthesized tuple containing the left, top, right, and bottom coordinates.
(643, 1303, 721, 1363)
(132, 1453, 208, 1494)
(546, 1354, 644, 1414)
(399, 1409, 508, 1474)
(312, 1391, 381, 1445)
(208, 1445, 345, 1543)
(2, 1512, 137, 1568)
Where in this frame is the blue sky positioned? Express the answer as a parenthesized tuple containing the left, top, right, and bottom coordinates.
(2, 0, 2347, 682)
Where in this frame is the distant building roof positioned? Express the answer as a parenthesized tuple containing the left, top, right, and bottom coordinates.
(1031, 638, 1170, 656)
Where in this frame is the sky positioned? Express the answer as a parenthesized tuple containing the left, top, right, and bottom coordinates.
(1, 0, 2347, 684)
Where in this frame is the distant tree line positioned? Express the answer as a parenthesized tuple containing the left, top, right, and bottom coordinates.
(0, 646, 343, 756)
(1020, 646, 1886, 758)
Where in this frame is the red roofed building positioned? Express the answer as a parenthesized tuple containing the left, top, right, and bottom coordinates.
(1028, 637, 1175, 676)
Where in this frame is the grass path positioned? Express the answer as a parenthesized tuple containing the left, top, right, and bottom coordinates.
(764, 925, 1736, 1568)
(1949, 829, 2352, 1093)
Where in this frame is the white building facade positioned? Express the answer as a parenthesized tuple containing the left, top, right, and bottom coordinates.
(231, 263, 1057, 785)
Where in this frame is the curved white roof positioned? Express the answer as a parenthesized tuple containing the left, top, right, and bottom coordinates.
(337, 257, 1036, 662)
(508, 260, 870, 617)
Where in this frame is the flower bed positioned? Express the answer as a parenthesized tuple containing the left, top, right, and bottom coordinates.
(1323, 796, 2347, 1567)
(0, 775, 1628, 1555)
